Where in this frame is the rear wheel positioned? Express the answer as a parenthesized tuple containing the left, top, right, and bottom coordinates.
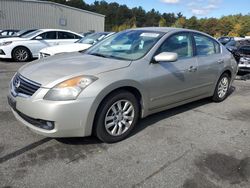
(94, 90, 139, 143)
(212, 73, 230, 102)
(12, 47, 31, 62)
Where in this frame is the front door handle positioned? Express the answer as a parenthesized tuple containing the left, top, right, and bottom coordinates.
(188, 66, 198, 72)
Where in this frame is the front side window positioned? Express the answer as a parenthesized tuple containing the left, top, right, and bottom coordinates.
(157, 33, 193, 58)
(38, 31, 57, 40)
(194, 34, 217, 56)
(86, 30, 164, 61)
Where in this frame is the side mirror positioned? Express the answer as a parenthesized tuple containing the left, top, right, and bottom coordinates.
(154, 52, 178, 63)
(35, 36, 43, 40)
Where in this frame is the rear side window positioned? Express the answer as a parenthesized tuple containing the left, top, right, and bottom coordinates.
(157, 33, 193, 59)
(58, 32, 78, 39)
(38, 31, 57, 39)
(214, 41, 220, 53)
(194, 34, 220, 56)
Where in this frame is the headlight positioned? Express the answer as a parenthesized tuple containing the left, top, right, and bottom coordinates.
(44, 76, 98, 101)
(0, 41, 12, 46)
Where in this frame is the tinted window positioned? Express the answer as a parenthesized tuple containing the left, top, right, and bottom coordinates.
(58, 32, 77, 39)
(194, 34, 216, 56)
(157, 33, 193, 58)
(38, 31, 57, 39)
(239, 46, 250, 55)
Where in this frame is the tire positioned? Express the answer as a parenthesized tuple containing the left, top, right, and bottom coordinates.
(94, 90, 140, 143)
(212, 73, 231, 102)
(12, 47, 31, 62)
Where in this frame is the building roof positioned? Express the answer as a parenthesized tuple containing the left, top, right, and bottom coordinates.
(7, 0, 105, 18)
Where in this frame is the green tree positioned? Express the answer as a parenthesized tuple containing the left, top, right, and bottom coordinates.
(159, 17, 167, 27)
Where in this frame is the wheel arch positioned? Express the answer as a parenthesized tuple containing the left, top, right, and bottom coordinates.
(222, 69, 232, 78)
(11, 45, 33, 59)
(83, 80, 148, 136)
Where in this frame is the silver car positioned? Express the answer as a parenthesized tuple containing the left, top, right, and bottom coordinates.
(8, 27, 238, 143)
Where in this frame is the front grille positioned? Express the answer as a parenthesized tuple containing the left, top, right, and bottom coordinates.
(12, 73, 41, 97)
(39, 52, 50, 59)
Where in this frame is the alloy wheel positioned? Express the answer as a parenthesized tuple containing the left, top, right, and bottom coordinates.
(218, 77, 229, 98)
(104, 100, 135, 136)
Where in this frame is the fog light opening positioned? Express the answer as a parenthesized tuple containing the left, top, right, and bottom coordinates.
(40, 121, 55, 130)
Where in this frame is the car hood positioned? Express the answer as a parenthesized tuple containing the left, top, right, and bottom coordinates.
(41, 43, 92, 55)
(18, 52, 131, 88)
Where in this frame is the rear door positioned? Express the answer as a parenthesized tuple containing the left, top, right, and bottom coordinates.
(148, 32, 200, 110)
(57, 31, 81, 45)
(192, 33, 222, 93)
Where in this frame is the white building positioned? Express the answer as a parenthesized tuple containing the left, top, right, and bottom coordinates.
(0, 0, 105, 33)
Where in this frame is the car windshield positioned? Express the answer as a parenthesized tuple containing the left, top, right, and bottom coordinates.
(86, 30, 164, 61)
(21, 30, 41, 38)
(225, 40, 236, 47)
(12, 30, 29, 36)
(77, 33, 109, 44)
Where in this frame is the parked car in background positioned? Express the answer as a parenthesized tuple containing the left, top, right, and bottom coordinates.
(218, 36, 244, 45)
(0, 29, 37, 39)
(226, 39, 250, 74)
(0, 29, 19, 37)
(225, 39, 250, 51)
(39, 32, 114, 59)
(0, 29, 82, 62)
(79, 31, 95, 37)
(8, 28, 237, 143)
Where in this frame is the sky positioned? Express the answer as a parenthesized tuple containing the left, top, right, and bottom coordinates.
(84, 0, 250, 18)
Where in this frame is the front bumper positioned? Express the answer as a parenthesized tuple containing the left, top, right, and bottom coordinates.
(238, 64, 250, 73)
(0, 46, 12, 58)
(8, 89, 96, 137)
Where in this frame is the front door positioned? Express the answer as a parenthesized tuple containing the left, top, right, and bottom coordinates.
(148, 32, 199, 110)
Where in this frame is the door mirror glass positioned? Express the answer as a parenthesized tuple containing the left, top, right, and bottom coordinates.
(35, 36, 43, 40)
(154, 52, 178, 62)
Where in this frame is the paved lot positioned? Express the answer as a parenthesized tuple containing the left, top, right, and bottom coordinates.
(0, 60, 250, 188)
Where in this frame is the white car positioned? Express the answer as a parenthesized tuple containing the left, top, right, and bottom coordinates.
(39, 32, 114, 59)
(0, 29, 82, 62)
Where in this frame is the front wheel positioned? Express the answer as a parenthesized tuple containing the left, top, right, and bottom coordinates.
(12, 47, 31, 62)
(94, 90, 139, 143)
(212, 73, 231, 102)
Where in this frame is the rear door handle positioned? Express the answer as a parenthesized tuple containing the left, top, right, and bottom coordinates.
(217, 59, 224, 64)
(188, 66, 198, 72)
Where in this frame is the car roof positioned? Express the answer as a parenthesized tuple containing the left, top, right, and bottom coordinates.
(35, 29, 82, 36)
(37, 29, 80, 33)
(130, 27, 197, 33)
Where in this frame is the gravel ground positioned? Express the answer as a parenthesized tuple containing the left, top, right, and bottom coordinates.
(0, 60, 249, 188)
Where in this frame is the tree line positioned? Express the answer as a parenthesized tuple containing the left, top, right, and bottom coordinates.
(44, 0, 250, 37)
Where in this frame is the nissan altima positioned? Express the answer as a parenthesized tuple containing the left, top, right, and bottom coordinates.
(8, 27, 238, 143)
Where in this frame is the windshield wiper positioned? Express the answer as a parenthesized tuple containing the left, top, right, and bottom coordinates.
(108, 55, 128, 61)
(89, 53, 108, 58)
